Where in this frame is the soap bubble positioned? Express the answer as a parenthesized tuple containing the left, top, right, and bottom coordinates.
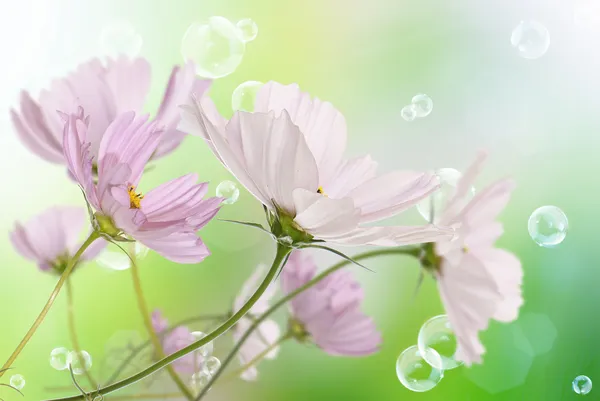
(232, 81, 263, 112)
(528, 205, 568, 248)
(67, 350, 92, 375)
(411, 94, 433, 118)
(511, 20, 550, 60)
(9, 374, 25, 390)
(236, 19, 258, 42)
(396, 345, 443, 392)
(99, 20, 143, 58)
(216, 181, 240, 205)
(418, 315, 462, 370)
(573, 375, 592, 395)
(50, 347, 70, 370)
(181, 17, 246, 79)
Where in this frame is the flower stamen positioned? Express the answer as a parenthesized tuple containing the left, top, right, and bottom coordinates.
(317, 186, 328, 197)
(128, 185, 144, 209)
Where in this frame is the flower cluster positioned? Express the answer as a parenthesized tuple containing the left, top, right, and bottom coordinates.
(5, 56, 523, 400)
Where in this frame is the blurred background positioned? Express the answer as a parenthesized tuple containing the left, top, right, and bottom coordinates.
(0, 0, 598, 399)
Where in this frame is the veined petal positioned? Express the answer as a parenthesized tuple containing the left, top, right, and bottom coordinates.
(293, 189, 360, 238)
(227, 111, 319, 215)
(98, 112, 162, 186)
(255, 82, 347, 187)
(461, 179, 516, 227)
(325, 155, 378, 199)
(325, 225, 453, 246)
(104, 56, 151, 115)
(348, 171, 440, 224)
(181, 97, 273, 208)
(137, 232, 210, 264)
(11, 92, 64, 163)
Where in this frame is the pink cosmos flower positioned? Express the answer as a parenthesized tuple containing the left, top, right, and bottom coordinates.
(10, 206, 106, 272)
(281, 251, 381, 356)
(63, 108, 221, 263)
(11, 57, 210, 165)
(151, 309, 202, 374)
(180, 81, 452, 246)
(433, 152, 523, 365)
(233, 264, 281, 380)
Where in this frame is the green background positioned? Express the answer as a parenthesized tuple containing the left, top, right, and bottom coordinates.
(0, 0, 596, 399)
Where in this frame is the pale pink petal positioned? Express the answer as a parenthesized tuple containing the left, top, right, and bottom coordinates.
(310, 311, 381, 356)
(137, 232, 210, 264)
(293, 189, 360, 238)
(254, 82, 347, 187)
(348, 171, 440, 224)
(225, 111, 319, 215)
(104, 57, 151, 116)
(151, 309, 169, 333)
(234, 264, 278, 314)
(98, 112, 161, 186)
(181, 97, 273, 207)
(321, 225, 453, 247)
(325, 155, 378, 199)
(9, 223, 39, 260)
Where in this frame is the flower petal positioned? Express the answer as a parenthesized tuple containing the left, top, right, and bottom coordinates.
(255, 82, 347, 187)
(137, 232, 210, 264)
(293, 189, 360, 238)
(104, 57, 151, 116)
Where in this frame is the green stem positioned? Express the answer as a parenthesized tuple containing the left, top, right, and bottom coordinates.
(129, 249, 194, 400)
(0, 231, 100, 376)
(104, 314, 226, 385)
(66, 279, 98, 389)
(48, 242, 292, 401)
(194, 246, 420, 400)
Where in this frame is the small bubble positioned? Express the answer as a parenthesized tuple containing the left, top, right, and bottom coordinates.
(411, 94, 433, 118)
(396, 345, 444, 392)
(9, 374, 25, 391)
(510, 20, 550, 60)
(418, 315, 462, 370)
(96, 242, 149, 271)
(417, 168, 474, 222)
(573, 375, 592, 395)
(203, 356, 221, 375)
(190, 371, 211, 393)
(99, 20, 143, 58)
(191, 331, 214, 357)
(50, 347, 70, 371)
(232, 81, 263, 112)
(181, 17, 246, 79)
(528, 205, 568, 248)
(236, 19, 259, 43)
(401, 105, 417, 122)
(67, 350, 92, 375)
(216, 181, 240, 205)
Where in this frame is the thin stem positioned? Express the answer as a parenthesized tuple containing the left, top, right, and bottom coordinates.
(223, 333, 291, 381)
(194, 246, 420, 400)
(0, 231, 100, 376)
(66, 279, 98, 389)
(47, 243, 292, 401)
(129, 250, 194, 400)
(104, 315, 226, 385)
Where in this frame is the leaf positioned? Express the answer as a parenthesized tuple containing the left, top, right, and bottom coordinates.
(300, 244, 375, 272)
(218, 219, 275, 238)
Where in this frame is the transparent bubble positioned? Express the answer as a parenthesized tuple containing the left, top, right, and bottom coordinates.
(96, 242, 149, 271)
(67, 350, 92, 375)
(190, 371, 211, 393)
(418, 315, 462, 370)
(203, 356, 221, 375)
(50, 347, 70, 371)
(396, 345, 444, 392)
(191, 331, 214, 357)
(232, 81, 263, 112)
(9, 374, 25, 391)
(181, 17, 246, 79)
(528, 205, 568, 248)
(236, 18, 258, 43)
(417, 168, 474, 222)
(411, 94, 433, 118)
(99, 20, 143, 58)
(510, 20, 550, 60)
(573, 375, 592, 395)
(216, 180, 240, 205)
(401, 104, 417, 122)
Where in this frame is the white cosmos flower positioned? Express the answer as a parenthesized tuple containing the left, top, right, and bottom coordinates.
(433, 151, 523, 366)
(181, 81, 452, 247)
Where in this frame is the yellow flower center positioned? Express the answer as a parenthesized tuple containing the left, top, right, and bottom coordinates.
(317, 186, 328, 197)
(128, 185, 144, 209)
(462, 245, 469, 253)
